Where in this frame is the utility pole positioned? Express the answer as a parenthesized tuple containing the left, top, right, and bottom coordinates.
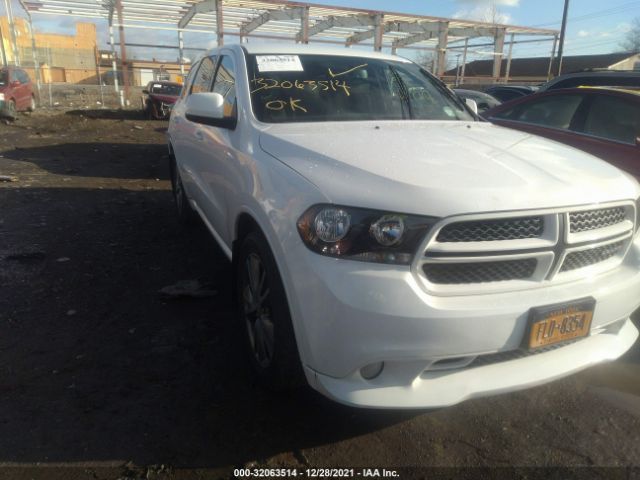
(115, 0, 130, 105)
(555, 0, 570, 77)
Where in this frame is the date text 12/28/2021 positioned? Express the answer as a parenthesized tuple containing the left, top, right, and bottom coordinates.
(233, 468, 400, 478)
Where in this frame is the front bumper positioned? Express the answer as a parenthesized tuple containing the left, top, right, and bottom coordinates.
(307, 318, 638, 409)
(284, 234, 640, 409)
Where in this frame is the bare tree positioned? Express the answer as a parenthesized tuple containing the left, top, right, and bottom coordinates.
(480, 3, 509, 25)
(621, 17, 640, 53)
(415, 51, 436, 72)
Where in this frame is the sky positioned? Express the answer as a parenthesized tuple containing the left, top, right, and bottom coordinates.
(5, 0, 640, 64)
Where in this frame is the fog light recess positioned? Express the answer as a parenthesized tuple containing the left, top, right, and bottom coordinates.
(360, 362, 384, 380)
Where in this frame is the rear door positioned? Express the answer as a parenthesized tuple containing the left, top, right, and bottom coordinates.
(189, 53, 238, 244)
(171, 57, 216, 209)
(574, 92, 640, 177)
(487, 92, 588, 149)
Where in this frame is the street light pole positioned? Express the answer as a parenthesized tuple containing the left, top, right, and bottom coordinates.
(555, 0, 570, 76)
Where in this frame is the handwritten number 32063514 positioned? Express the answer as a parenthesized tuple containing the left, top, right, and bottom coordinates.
(251, 78, 351, 96)
(251, 64, 368, 113)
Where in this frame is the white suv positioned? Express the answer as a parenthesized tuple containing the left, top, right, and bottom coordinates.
(167, 44, 640, 409)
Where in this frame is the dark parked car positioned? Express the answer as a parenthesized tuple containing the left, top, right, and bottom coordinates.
(484, 85, 538, 102)
(453, 88, 500, 114)
(0, 67, 36, 119)
(483, 87, 640, 178)
(539, 70, 640, 92)
(142, 81, 182, 119)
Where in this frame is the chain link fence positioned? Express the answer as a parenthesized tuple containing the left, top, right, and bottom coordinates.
(10, 45, 189, 110)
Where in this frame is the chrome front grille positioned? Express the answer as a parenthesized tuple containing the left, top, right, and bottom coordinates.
(436, 217, 544, 242)
(423, 259, 537, 284)
(569, 207, 626, 233)
(560, 240, 626, 272)
(418, 202, 635, 295)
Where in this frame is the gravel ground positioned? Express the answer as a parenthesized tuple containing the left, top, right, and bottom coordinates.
(0, 109, 639, 480)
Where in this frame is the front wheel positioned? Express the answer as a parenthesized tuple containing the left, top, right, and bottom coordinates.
(236, 231, 304, 390)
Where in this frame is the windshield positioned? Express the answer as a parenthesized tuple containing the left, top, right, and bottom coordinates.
(150, 83, 182, 96)
(246, 54, 474, 123)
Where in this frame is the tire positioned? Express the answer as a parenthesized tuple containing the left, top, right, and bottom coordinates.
(236, 230, 305, 390)
(169, 154, 198, 226)
(27, 95, 36, 112)
(5, 99, 16, 120)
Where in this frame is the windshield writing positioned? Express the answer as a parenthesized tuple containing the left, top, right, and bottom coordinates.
(246, 55, 473, 123)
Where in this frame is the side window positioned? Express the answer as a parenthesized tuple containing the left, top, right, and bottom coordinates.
(494, 94, 584, 130)
(190, 56, 216, 94)
(583, 95, 640, 145)
(493, 90, 522, 102)
(212, 55, 237, 117)
(180, 64, 197, 98)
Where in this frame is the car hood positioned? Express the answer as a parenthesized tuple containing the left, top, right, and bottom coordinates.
(259, 121, 639, 217)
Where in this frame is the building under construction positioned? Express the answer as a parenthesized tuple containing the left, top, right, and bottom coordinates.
(2, 0, 559, 106)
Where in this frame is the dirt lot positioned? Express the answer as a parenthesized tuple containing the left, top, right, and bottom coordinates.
(0, 110, 639, 480)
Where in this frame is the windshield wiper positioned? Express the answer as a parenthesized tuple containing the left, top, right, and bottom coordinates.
(389, 67, 413, 120)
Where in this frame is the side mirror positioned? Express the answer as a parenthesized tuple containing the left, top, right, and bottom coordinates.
(465, 98, 478, 115)
(142, 89, 149, 94)
(11, 80, 20, 87)
(185, 92, 236, 129)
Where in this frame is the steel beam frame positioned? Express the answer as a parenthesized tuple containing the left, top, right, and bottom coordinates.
(239, 6, 305, 37)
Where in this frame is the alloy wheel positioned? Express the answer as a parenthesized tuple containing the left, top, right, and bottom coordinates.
(242, 252, 274, 368)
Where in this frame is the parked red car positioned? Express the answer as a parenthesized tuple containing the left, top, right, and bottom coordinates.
(142, 81, 182, 119)
(483, 87, 640, 178)
(0, 67, 36, 120)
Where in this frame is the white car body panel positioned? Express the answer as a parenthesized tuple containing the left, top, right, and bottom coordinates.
(168, 44, 640, 409)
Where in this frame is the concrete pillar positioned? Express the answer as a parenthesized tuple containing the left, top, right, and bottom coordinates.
(4, 0, 20, 65)
(460, 38, 468, 85)
(216, 0, 224, 46)
(115, 0, 130, 104)
(108, 23, 123, 107)
(504, 33, 515, 83)
(178, 30, 184, 75)
(373, 14, 384, 52)
(436, 21, 449, 77)
(299, 6, 309, 44)
(547, 35, 558, 81)
(492, 27, 506, 83)
(26, 16, 41, 97)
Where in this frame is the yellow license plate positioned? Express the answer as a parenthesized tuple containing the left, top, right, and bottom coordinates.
(527, 298, 595, 350)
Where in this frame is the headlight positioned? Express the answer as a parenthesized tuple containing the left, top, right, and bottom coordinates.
(297, 204, 438, 265)
(0, 93, 4, 101)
